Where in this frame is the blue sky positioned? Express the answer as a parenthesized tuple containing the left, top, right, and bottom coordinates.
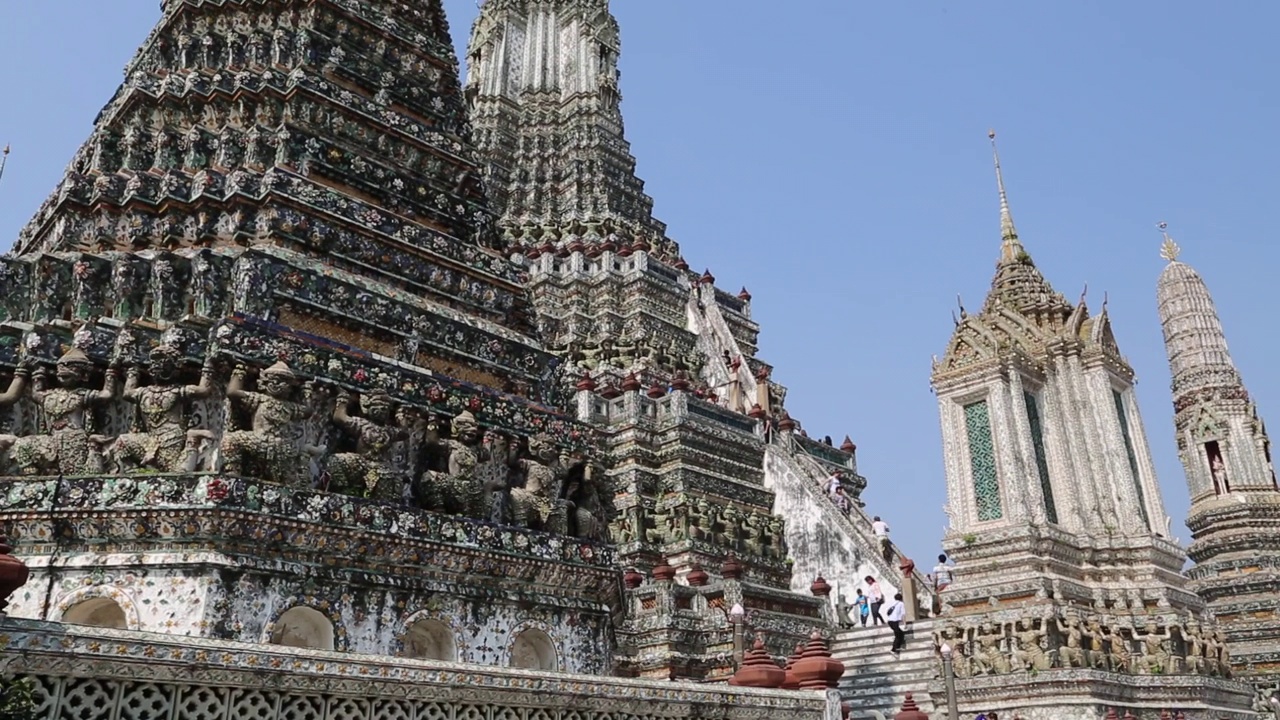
(1, 2, 1277, 570)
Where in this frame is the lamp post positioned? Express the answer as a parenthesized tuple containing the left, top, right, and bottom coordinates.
(940, 644, 959, 720)
(730, 603, 746, 669)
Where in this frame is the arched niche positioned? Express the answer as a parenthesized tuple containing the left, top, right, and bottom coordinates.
(509, 628, 558, 672)
(61, 597, 129, 629)
(402, 619, 456, 662)
(270, 607, 335, 651)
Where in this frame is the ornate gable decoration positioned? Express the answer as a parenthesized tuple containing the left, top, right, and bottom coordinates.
(937, 315, 1001, 373)
(1192, 403, 1228, 442)
(1086, 309, 1122, 355)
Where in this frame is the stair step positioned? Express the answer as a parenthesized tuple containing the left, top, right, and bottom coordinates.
(832, 621, 939, 720)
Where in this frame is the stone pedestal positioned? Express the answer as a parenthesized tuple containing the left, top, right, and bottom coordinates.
(899, 558, 919, 624)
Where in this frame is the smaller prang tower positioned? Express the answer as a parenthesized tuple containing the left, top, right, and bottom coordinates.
(1156, 227, 1280, 707)
(926, 134, 1255, 720)
(932, 134, 1183, 602)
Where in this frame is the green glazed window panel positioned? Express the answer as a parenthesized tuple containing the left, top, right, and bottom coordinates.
(964, 400, 1003, 521)
(1112, 389, 1151, 530)
(1023, 391, 1059, 525)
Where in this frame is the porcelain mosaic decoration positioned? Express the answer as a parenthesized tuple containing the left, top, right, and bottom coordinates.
(0, 0, 916, 691)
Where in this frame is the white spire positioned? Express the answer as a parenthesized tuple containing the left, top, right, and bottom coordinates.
(989, 129, 1022, 261)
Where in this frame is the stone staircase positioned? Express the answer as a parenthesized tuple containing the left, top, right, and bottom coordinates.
(832, 619, 940, 720)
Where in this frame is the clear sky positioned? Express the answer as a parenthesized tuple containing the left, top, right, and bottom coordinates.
(1, 2, 1277, 570)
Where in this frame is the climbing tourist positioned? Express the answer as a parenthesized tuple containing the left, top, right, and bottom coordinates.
(871, 515, 890, 538)
(855, 589, 870, 627)
(872, 515, 892, 559)
(826, 473, 841, 495)
(832, 486, 851, 515)
(933, 553, 954, 592)
(865, 576, 885, 625)
(886, 592, 907, 654)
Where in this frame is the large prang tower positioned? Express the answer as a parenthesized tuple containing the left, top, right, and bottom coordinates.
(0, 0, 623, 672)
(464, 0, 926, 680)
(1156, 229, 1280, 711)
(926, 134, 1254, 719)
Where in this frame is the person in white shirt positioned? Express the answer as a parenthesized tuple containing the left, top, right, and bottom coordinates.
(885, 592, 907, 653)
(871, 516, 891, 558)
(871, 516, 889, 537)
(863, 576, 886, 625)
(832, 486, 851, 515)
(933, 553, 954, 592)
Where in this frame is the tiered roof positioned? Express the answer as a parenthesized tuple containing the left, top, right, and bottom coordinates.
(933, 132, 1125, 385)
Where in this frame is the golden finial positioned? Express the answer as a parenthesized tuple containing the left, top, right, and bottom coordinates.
(1158, 221, 1181, 262)
(989, 130, 1021, 260)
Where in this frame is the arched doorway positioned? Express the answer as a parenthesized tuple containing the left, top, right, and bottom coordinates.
(402, 619, 456, 661)
(270, 607, 335, 651)
(509, 628, 557, 671)
(61, 597, 128, 629)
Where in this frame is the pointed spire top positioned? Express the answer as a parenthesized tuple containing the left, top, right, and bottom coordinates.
(1158, 221, 1182, 262)
(989, 129, 1022, 261)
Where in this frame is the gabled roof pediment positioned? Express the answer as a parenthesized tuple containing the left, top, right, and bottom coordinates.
(1192, 402, 1227, 442)
(1079, 307, 1122, 357)
(938, 316, 1001, 372)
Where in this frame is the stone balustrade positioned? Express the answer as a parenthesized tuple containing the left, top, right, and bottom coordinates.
(0, 617, 835, 720)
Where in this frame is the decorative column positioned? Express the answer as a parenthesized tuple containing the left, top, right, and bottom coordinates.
(939, 644, 959, 720)
(899, 557, 919, 623)
(809, 575, 835, 626)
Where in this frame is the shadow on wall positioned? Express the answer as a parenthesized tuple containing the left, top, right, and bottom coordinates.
(61, 597, 128, 630)
(53, 598, 563, 672)
(270, 607, 335, 651)
(403, 618, 456, 661)
(510, 628, 557, 671)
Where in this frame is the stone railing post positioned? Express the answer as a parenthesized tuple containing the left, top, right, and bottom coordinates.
(810, 575, 836, 626)
(899, 557, 919, 624)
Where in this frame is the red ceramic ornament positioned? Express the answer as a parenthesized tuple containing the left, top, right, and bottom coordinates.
(729, 638, 785, 689)
(781, 642, 805, 690)
(651, 557, 676, 582)
(685, 564, 709, 587)
(894, 694, 929, 720)
(623, 567, 644, 589)
(793, 632, 845, 690)
(0, 536, 31, 613)
(810, 576, 832, 597)
(621, 373, 641, 393)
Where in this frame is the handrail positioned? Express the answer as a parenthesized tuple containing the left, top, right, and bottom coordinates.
(781, 437, 936, 609)
(686, 286, 758, 406)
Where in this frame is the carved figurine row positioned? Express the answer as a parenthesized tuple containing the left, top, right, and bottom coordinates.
(610, 499, 786, 560)
(0, 347, 613, 540)
(932, 607, 1232, 678)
